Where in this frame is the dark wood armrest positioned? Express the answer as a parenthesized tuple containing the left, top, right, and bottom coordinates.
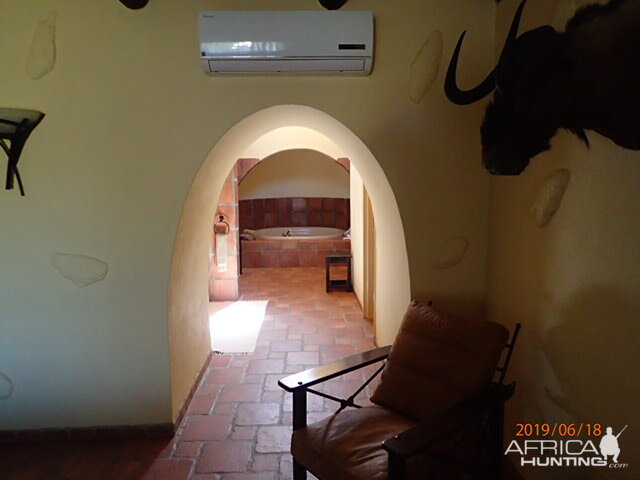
(278, 345, 391, 392)
(382, 383, 515, 458)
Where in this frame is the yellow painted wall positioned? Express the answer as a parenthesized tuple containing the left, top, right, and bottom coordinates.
(238, 149, 349, 200)
(350, 164, 365, 304)
(0, 0, 494, 428)
(488, 2, 640, 477)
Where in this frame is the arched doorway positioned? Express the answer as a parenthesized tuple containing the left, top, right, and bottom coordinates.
(208, 136, 351, 303)
(167, 105, 410, 419)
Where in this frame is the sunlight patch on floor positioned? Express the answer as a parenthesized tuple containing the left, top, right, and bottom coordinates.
(208, 300, 268, 353)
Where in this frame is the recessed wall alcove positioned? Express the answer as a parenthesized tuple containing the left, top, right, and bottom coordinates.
(167, 105, 411, 419)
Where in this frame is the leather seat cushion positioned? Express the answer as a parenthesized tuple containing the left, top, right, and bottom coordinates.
(292, 406, 415, 480)
(292, 406, 477, 480)
(371, 300, 509, 422)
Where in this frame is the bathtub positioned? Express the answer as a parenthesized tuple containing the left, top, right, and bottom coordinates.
(241, 228, 351, 268)
(254, 227, 344, 240)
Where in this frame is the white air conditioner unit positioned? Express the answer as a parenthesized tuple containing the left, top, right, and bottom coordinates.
(198, 11, 374, 75)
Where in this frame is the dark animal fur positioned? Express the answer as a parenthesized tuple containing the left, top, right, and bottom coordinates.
(448, 0, 640, 175)
(567, 0, 631, 29)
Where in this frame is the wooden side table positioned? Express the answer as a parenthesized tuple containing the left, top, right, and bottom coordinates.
(325, 254, 353, 292)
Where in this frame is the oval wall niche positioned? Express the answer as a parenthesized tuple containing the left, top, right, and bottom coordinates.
(429, 236, 469, 269)
(531, 169, 571, 227)
(26, 12, 57, 80)
(51, 253, 109, 287)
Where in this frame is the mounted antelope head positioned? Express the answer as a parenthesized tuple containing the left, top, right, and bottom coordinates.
(445, 0, 640, 175)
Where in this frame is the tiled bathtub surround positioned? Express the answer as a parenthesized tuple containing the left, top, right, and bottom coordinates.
(239, 197, 350, 231)
(242, 239, 351, 268)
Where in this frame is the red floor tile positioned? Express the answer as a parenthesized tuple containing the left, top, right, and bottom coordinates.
(269, 339, 302, 352)
(181, 415, 232, 441)
(231, 425, 257, 440)
(187, 393, 217, 415)
(251, 454, 280, 471)
(222, 473, 277, 480)
(5, 268, 375, 480)
(235, 403, 281, 425)
(140, 459, 194, 480)
(247, 359, 284, 374)
(255, 426, 291, 453)
(302, 333, 335, 345)
(205, 367, 246, 384)
(174, 442, 202, 459)
(219, 383, 262, 403)
(210, 355, 233, 367)
(196, 441, 252, 473)
(286, 351, 319, 365)
(320, 344, 356, 363)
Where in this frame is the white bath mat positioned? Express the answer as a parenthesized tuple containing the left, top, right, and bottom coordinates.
(208, 300, 268, 353)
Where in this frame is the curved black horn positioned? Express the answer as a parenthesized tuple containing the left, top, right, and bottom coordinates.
(445, 31, 497, 105)
(119, 0, 149, 9)
(499, 0, 528, 63)
(319, 0, 348, 9)
(444, 0, 528, 105)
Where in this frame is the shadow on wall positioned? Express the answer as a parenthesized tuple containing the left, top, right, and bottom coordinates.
(542, 286, 640, 467)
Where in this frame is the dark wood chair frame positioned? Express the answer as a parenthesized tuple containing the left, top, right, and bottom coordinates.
(279, 323, 522, 480)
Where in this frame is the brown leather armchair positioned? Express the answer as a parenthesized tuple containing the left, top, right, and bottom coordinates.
(279, 300, 521, 480)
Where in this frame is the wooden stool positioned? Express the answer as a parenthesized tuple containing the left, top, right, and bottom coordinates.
(325, 254, 353, 292)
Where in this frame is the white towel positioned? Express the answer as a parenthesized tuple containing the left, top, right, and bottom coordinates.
(216, 232, 228, 272)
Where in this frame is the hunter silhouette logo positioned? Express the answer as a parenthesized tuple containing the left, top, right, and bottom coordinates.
(599, 425, 627, 464)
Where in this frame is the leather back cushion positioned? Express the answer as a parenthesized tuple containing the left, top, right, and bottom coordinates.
(370, 301, 509, 422)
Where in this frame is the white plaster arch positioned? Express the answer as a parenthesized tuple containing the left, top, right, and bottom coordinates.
(168, 105, 410, 418)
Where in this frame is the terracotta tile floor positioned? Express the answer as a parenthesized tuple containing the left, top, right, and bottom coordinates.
(1, 267, 378, 480)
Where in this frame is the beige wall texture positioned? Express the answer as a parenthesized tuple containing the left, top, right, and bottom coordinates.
(1, 0, 494, 429)
(238, 149, 349, 200)
(350, 164, 365, 304)
(487, 2, 640, 478)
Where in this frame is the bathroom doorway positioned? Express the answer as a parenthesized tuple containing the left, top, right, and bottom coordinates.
(206, 147, 354, 355)
(168, 105, 410, 420)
